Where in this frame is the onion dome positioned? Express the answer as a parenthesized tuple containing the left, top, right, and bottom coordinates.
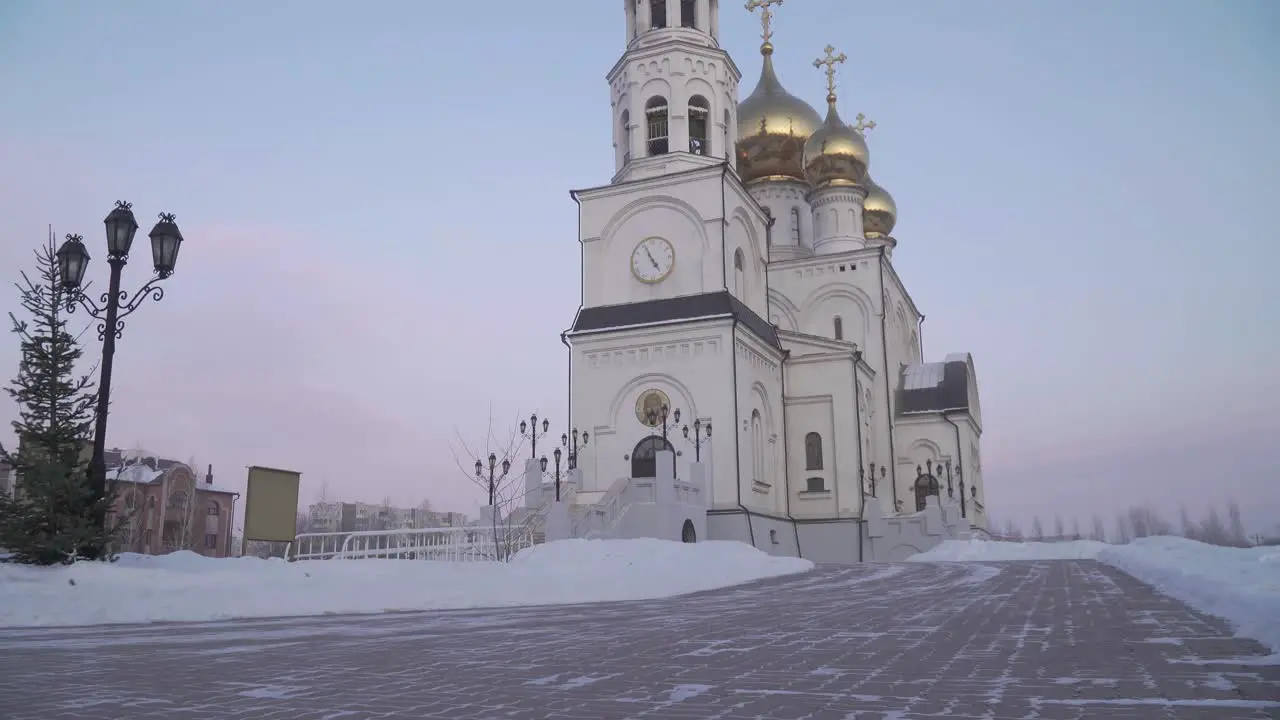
(860, 173, 897, 237)
(735, 42, 822, 184)
(802, 95, 870, 188)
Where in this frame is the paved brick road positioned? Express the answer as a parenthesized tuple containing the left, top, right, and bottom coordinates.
(1, 560, 1277, 719)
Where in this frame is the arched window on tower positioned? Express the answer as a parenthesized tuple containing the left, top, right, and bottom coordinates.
(645, 96, 669, 155)
(834, 316, 844, 340)
(804, 432, 823, 471)
(651, 0, 667, 29)
(688, 95, 709, 155)
(790, 207, 801, 243)
(681, 0, 696, 27)
(620, 109, 631, 163)
(733, 248, 745, 296)
(751, 409, 763, 482)
(763, 207, 772, 248)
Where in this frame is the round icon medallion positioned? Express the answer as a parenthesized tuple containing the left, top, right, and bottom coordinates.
(635, 389, 671, 427)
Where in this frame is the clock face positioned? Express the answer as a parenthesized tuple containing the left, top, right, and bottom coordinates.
(630, 236, 675, 284)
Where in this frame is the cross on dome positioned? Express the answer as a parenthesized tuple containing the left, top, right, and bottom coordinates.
(813, 44, 847, 104)
(853, 113, 876, 135)
(745, 0, 785, 49)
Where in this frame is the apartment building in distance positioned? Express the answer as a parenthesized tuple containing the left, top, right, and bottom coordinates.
(305, 500, 466, 534)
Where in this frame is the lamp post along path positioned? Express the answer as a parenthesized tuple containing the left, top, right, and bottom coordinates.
(57, 201, 184, 527)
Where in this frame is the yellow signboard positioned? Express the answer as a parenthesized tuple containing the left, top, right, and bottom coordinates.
(242, 466, 301, 545)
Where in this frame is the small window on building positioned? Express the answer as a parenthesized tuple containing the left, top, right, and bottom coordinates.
(805, 477, 826, 493)
(645, 96, 669, 155)
(681, 0, 696, 27)
(834, 315, 843, 340)
(204, 533, 217, 549)
(791, 207, 801, 243)
(651, 0, 667, 29)
(804, 432, 823, 471)
(688, 95, 710, 155)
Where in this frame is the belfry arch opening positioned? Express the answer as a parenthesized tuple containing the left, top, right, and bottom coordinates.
(688, 95, 710, 155)
(646, 96, 669, 156)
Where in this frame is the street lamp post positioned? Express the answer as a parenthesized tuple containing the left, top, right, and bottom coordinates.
(957, 464, 967, 518)
(681, 417, 711, 461)
(945, 459, 955, 500)
(475, 453, 511, 506)
(540, 447, 566, 502)
(57, 201, 184, 531)
(560, 428, 589, 470)
(859, 462, 887, 497)
(519, 413, 551, 459)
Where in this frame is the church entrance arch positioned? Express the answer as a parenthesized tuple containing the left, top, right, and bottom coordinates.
(681, 519, 696, 543)
(914, 467, 940, 512)
(631, 436, 674, 478)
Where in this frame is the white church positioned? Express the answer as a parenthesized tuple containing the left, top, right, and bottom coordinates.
(534, 0, 987, 563)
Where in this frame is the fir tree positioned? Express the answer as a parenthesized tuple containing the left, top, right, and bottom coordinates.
(0, 233, 122, 564)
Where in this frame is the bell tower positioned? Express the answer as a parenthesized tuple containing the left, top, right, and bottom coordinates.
(610, 0, 740, 183)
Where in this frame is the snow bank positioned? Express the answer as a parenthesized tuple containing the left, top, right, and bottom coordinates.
(0, 538, 813, 628)
(907, 538, 1108, 561)
(907, 536, 1280, 654)
(1098, 536, 1280, 654)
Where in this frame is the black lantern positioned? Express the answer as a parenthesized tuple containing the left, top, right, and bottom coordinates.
(148, 212, 183, 278)
(539, 455, 549, 473)
(474, 459, 483, 477)
(55, 235, 90, 291)
(103, 201, 140, 257)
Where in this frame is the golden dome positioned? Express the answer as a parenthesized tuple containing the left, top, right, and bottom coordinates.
(735, 43, 822, 184)
(802, 97, 870, 188)
(860, 173, 897, 237)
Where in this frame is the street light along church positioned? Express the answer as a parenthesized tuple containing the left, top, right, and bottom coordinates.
(561, 0, 986, 561)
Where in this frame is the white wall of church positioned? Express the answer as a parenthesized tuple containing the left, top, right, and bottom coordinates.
(783, 353, 862, 519)
(568, 319, 739, 506)
(732, 328, 786, 515)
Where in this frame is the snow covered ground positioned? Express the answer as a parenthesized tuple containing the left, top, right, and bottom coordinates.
(910, 535, 1280, 654)
(0, 538, 813, 628)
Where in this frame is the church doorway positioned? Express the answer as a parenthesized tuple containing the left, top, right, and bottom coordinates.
(914, 467, 940, 512)
(681, 519, 696, 543)
(631, 436, 674, 478)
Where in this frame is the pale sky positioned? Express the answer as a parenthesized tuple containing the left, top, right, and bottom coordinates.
(1, 0, 1277, 535)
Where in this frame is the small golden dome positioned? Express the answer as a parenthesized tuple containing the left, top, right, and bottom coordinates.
(860, 173, 897, 237)
(735, 44, 822, 184)
(802, 97, 870, 188)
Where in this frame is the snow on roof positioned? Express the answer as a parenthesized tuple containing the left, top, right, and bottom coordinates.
(107, 464, 163, 485)
(902, 362, 945, 390)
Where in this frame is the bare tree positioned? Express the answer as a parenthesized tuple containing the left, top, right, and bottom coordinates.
(1031, 516, 1044, 541)
(1070, 517, 1081, 541)
(1179, 505, 1198, 540)
(1053, 515, 1064, 539)
(1001, 518, 1021, 539)
(1090, 514, 1107, 543)
(451, 409, 542, 562)
(1114, 514, 1132, 544)
(1226, 501, 1248, 547)
(1199, 505, 1230, 546)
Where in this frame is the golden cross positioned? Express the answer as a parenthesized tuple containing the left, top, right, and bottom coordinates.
(745, 0, 784, 45)
(813, 44, 847, 99)
(853, 112, 876, 134)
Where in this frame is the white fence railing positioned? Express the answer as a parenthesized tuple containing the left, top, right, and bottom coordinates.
(286, 526, 535, 562)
